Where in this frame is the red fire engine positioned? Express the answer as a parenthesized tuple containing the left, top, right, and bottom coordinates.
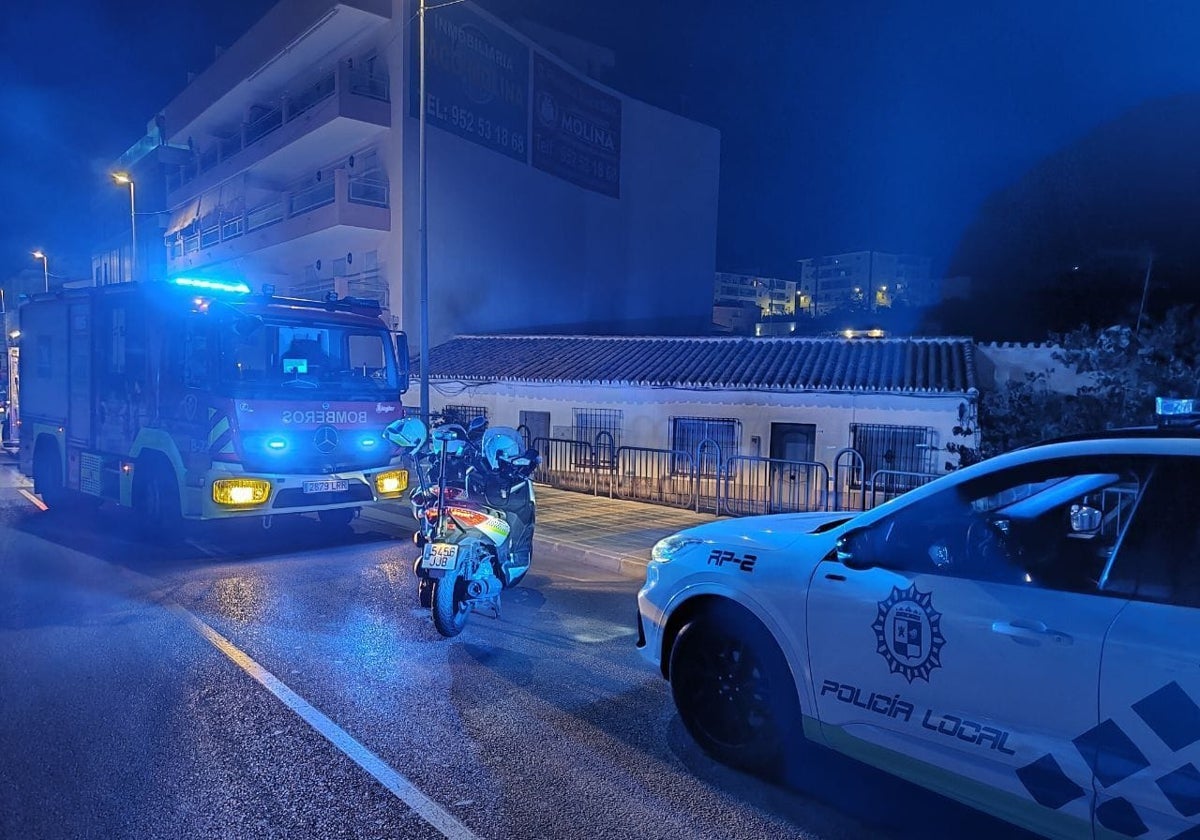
(17, 277, 411, 532)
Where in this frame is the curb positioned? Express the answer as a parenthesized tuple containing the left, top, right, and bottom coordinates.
(531, 536, 649, 580)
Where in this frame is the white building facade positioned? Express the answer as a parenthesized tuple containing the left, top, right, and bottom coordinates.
(424, 335, 981, 491)
(113, 0, 720, 346)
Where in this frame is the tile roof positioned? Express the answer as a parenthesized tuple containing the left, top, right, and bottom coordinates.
(426, 335, 978, 394)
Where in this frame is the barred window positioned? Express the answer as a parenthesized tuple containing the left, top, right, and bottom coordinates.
(573, 408, 622, 466)
(850, 423, 934, 488)
(671, 417, 741, 477)
(441, 404, 487, 426)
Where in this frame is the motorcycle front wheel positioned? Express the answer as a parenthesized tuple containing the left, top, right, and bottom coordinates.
(431, 565, 470, 637)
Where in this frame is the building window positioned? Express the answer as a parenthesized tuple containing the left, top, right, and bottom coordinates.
(573, 408, 622, 465)
(850, 423, 935, 488)
(671, 416, 741, 476)
(441, 404, 487, 426)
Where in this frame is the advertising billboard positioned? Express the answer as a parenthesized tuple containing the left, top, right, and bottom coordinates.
(411, 3, 530, 162)
(531, 53, 622, 197)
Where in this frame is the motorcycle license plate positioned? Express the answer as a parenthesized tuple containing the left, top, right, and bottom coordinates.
(303, 479, 349, 494)
(423, 543, 458, 570)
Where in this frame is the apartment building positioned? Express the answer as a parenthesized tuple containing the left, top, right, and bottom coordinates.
(798, 251, 935, 314)
(712, 271, 797, 317)
(102, 0, 720, 345)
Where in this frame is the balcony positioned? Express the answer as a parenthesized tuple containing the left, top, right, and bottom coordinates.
(166, 59, 390, 201)
(167, 167, 389, 273)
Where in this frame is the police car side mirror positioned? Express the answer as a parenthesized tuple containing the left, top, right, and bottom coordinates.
(835, 527, 876, 570)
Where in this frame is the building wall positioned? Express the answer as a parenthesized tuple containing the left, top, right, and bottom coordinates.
(975, 342, 1095, 394)
(427, 380, 971, 475)
(394, 6, 720, 343)
(140, 0, 720, 352)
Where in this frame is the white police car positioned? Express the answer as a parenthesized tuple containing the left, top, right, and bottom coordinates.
(637, 401, 1200, 840)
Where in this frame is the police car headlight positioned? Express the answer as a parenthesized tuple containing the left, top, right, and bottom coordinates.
(375, 469, 409, 496)
(651, 534, 703, 564)
(212, 478, 271, 506)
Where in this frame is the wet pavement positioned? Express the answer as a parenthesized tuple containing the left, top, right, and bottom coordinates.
(362, 485, 717, 579)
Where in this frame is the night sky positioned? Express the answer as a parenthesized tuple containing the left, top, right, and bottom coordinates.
(3, 0, 1200, 292)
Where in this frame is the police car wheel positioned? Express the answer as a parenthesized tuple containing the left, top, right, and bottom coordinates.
(669, 602, 798, 777)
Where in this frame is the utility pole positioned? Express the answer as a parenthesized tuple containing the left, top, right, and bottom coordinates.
(418, 0, 430, 426)
(1134, 249, 1154, 340)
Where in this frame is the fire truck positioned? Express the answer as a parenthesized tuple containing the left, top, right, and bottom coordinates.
(17, 277, 412, 532)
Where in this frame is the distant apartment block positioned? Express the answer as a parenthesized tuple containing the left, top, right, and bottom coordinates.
(713, 272, 797, 315)
(97, 0, 720, 345)
(798, 251, 936, 314)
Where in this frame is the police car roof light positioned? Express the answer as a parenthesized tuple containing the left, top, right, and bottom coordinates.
(1155, 397, 1200, 427)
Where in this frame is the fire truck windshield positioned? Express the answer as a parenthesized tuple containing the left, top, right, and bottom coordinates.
(218, 318, 400, 399)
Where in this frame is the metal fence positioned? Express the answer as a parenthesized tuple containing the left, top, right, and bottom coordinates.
(529, 436, 928, 518)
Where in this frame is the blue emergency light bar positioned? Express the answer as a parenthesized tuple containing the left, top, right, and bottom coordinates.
(171, 276, 252, 294)
(1155, 397, 1200, 427)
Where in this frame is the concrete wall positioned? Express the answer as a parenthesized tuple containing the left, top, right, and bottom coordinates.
(975, 342, 1094, 394)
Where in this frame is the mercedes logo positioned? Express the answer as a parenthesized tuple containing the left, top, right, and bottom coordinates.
(314, 425, 339, 453)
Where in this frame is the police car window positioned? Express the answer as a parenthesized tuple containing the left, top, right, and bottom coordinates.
(872, 457, 1146, 593)
(1103, 458, 1200, 608)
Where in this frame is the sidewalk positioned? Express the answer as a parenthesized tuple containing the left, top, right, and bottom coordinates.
(360, 484, 717, 579)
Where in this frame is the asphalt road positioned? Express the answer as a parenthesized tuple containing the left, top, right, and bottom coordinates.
(0, 458, 1033, 840)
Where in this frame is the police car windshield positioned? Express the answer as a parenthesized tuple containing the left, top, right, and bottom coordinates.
(217, 319, 399, 398)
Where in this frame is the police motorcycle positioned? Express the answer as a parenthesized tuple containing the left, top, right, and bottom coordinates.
(385, 415, 539, 637)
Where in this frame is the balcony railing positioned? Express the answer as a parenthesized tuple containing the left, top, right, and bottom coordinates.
(348, 176, 388, 207)
(167, 169, 387, 260)
(166, 59, 390, 193)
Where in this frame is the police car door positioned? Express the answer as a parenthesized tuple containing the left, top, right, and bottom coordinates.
(807, 457, 1137, 833)
(1093, 457, 1200, 839)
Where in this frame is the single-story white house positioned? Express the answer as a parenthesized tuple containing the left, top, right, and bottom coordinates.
(419, 335, 981, 495)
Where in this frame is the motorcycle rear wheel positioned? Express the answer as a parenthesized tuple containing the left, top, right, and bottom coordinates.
(431, 566, 470, 637)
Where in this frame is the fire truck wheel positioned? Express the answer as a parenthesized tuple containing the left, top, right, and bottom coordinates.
(317, 507, 357, 528)
(135, 461, 182, 537)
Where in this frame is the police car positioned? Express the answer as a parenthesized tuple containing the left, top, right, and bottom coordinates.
(637, 399, 1200, 840)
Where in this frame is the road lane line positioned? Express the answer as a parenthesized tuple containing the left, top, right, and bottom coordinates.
(171, 606, 481, 840)
(18, 489, 47, 511)
(14, 482, 478, 838)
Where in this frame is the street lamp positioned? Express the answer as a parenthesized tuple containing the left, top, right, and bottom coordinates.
(31, 250, 48, 292)
(112, 172, 136, 282)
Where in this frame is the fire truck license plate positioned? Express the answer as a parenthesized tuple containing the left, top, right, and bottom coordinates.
(423, 543, 458, 570)
(303, 479, 349, 493)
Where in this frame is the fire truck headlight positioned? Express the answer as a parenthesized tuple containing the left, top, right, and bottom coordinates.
(375, 469, 409, 496)
(212, 478, 272, 506)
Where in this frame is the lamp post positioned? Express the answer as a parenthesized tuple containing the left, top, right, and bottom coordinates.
(31, 250, 48, 292)
(112, 172, 136, 282)
(418, 0, 430, 425)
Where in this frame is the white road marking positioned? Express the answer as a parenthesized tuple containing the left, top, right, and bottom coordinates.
(11, 490, 480, 839)
(172, 606, 481, 840)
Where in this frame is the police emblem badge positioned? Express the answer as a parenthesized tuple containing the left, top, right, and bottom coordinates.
(872, 584, 945, 683)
